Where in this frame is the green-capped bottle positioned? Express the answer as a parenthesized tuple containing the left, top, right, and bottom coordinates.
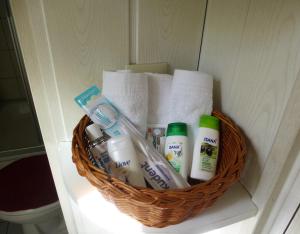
(190, 115, 220, 181)
(164, 122, 189, 180)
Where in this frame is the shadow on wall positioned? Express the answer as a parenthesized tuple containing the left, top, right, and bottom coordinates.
(213, 78, 262, 195)
(254, 130, 300, 233)
(240, 137, 261, 194)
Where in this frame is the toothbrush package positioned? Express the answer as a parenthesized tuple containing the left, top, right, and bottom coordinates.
(75, 85, 190, 190)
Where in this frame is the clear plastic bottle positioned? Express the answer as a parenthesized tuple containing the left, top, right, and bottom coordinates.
(190, 115, 220, 181)
(85, 124, 111, 171)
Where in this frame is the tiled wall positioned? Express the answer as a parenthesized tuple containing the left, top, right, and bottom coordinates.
(0, 0, 25, 101)
(0, 220, 23, 234)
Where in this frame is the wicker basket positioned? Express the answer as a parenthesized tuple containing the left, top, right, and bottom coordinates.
(72, 110, 247, 228)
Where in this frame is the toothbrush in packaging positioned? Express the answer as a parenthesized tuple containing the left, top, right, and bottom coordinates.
(75, 85, 190, 190)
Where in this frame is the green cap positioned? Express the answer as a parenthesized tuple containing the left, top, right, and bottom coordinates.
(166, 122, 187, 136)
(199, 115, 220, 130)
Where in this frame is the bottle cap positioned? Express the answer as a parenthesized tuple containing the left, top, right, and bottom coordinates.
(199, 115, 220, 130)
(107, 135, 134, 153)
(166, 122, 187, 136)
(85, 124, 103, 141)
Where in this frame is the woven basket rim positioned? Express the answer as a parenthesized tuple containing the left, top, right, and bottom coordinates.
(71, 110, 247, 227)
(72, 110, 247, 194)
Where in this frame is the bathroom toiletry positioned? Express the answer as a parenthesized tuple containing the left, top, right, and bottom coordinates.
(103, 71, 148, 135)
(146, 126, 166, 155)
(87, 150, 99, 168)
(137, 151, 177, 190)
(107, 136, 146, 187)
(122, 118, 189, 190)
(145, 73, 172, 154)
(75, 85, 190, 189)
(164, 122, 189, 179)
(190, 115, 220, 181)
(168, 70, 214, 175)
(85, 124, 111, 172)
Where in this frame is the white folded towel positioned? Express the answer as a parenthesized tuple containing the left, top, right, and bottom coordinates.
(168, 69, 213, 125)
(102, 71, 148, 135)
(146, 73, 173, 126)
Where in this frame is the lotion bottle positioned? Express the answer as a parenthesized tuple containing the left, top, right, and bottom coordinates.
(164, 122, 189, 179)
(191, 115, 220, 181)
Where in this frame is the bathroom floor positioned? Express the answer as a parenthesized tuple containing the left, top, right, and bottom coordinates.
(0, 220, 22, 234)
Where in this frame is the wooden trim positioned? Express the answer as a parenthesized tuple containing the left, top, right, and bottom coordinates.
(9, 0, 77, 232)
(257, 131, 300, 233)
(253, 73, 300, 233)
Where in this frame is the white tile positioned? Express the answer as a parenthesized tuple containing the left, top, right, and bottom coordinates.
(0, 51, 16, 78)
(0, 20, 7, 50)
(0, 78, 23, 100)
(7, 223, 23, 234)
(0, 222, 8, 234)
(0, 0, 8, 19)
(1, 19, 14, 50)
(0, 100, 41, 151)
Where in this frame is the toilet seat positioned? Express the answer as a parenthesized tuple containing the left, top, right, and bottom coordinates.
(0, 201, 60, 224)
(0, 155, 59, 212)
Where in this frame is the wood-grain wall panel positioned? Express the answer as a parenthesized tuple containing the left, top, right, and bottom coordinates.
(42, 0, 130, 139)
(200, 0, 300, 203)
(136, 0, 206, 71)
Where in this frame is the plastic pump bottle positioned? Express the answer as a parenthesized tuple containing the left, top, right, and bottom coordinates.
(164, 122, 189, 179)
(190, 115, 220, 181)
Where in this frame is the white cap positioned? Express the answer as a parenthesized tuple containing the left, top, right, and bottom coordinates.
(85, 124, 103, 141)
(107, 136, 134, 153)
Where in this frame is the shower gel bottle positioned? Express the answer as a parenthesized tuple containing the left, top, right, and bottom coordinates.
(191, 115, 220, 181)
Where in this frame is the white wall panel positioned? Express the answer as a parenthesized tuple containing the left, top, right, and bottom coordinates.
(199, 0, 300, 196)
(135, 0, 206, 71)
(42, 0, 130, 139)
(199, 0, 300, 232)
(286, 206, 300, 234)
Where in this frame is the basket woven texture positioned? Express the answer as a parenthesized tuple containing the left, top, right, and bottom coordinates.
(72, 110, 247, 228)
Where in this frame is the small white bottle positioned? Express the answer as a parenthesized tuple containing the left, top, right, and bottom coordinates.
(191, 115, 220, 181)
(107, 136, 146, 187)
(164, 122, 189, 179)
(85, 124, 111, 170)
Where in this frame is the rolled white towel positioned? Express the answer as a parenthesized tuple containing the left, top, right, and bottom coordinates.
(146, 72, 173, 126)
(102, 71, 148, 135)
(168, 69, 213, 125)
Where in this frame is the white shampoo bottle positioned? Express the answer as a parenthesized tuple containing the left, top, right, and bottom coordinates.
(164, 122, 189, 180)
(191, 115, 220, 181)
